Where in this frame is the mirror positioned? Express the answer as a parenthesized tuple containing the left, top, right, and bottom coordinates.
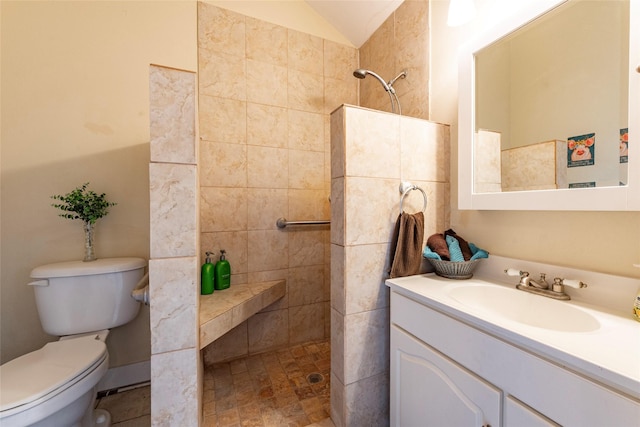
(458, 0, 640, 210)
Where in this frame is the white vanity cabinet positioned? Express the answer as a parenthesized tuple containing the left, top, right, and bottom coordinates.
(390, 290, 640, 427)
(391, 325, 501, 427)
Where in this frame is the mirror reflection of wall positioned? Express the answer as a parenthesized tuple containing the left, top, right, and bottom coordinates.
(475, 0, 629, 192)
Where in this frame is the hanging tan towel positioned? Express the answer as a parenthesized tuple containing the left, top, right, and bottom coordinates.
(389, 211, 425, 278)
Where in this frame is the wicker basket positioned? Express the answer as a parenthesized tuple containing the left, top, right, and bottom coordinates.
(426, 258, 483, 280)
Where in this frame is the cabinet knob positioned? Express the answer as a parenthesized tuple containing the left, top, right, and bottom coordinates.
(636, 65, 640, 73)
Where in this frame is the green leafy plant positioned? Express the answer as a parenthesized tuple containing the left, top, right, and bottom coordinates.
(51, 182, 116, 224)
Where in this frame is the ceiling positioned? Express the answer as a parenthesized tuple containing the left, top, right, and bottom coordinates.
(304, 0, 405, 47)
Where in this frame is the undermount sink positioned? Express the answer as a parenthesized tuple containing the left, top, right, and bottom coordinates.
(448, 283, 601, 332)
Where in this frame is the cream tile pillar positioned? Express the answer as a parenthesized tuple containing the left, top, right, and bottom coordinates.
(330, 105, 449, 426)
(149, 65, 201, 426)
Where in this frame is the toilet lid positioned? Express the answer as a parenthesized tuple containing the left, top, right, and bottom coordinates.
(0, 335, 107, 412)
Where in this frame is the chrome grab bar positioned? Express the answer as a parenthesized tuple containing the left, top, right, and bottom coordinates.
(276, 218, 330, 229)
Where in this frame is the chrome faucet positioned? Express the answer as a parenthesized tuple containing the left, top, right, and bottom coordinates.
(505, 268, 587, 300)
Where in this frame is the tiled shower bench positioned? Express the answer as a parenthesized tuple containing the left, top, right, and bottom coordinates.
(199, 280, 286, 349)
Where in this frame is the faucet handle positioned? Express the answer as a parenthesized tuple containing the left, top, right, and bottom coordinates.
(505, 268, 525, 277)
(554, 278, 587, 289)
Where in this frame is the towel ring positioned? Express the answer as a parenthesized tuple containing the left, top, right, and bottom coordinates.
(399, 183, 427, 214)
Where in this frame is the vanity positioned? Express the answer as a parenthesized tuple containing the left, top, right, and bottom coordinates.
(386, 255, 640, 426)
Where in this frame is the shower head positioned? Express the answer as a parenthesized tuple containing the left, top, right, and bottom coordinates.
(352, 69, 391, 92)
(388, 70, 407, 88)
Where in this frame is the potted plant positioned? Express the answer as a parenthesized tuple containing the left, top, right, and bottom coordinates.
(51, 182, 117, 262)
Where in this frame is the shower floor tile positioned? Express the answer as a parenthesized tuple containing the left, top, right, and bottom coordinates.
(203, 340, 332, 427)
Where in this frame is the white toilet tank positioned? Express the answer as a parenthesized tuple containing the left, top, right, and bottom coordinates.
(29, 257, 147, 336)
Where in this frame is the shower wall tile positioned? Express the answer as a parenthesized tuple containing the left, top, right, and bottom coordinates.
(150, 163, 197, 259)
(344, 372, 389, 427)
(289, 302, 324, 344)
(324, 77, 358, 115)
(151, 348, 200, 426)
(149, 66, 196, 164)
(363, 15, 395, 83)
(330, 107, 345, 179)
(288, 231, 325, 268)
(200, 231, 248, 278)
(330, 372, 345, 427)
(330, 308, 345, 382)
(246, 103, 288, 148)
(288, 150, 324, 189)
(330, 244, 345, 315)
(247, 188, 287, 230)
(329, 177, 345, 245)
(246, 59, 288, 107)
(324, 40, 358, 80)
(247, 229, 288, 272)
(344, 108, 400, 178)
(246, 17, 288, 67)
(198, 2, 245, 56)
(288, 189, 330, 222)
(200, 186, 247, 232)
(203, 322, 248, 365)
(288, 70, 324, 113)
(247, 308, 289, 353)
(344, 177, 398, 246)
(288, 264, 324, 306)
(288, 110, 324, 152)
(199, 96, 246, 144)
(149, 257, 198, 354)
(343, 307, 389, 385)
(199, 141, 247, 188)
(400, 117, 450, 182)
(247, 145, 288, 189)
(199, 49, 246, 101)
(288, 30, 323, 75)
(344, 243, 391, 315)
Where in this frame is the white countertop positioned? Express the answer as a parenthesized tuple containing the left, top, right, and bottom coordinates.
(386, 273, 640, 400)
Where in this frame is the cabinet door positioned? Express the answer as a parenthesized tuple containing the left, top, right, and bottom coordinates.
(391, 325, 501, 427)
(505, 395, 560, 427)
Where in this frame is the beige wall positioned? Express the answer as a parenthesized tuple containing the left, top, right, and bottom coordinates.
(0, 1, 197, 365)
(430, 0, 640, 278)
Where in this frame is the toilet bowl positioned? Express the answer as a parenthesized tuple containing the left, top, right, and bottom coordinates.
(0, 257, 146, 427)
(0, 334, 109, 427)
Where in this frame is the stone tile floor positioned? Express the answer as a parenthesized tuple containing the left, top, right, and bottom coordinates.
(97, 340, 334, 427)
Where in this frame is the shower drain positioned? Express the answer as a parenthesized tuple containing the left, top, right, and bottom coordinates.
(306, 372, 324, 384)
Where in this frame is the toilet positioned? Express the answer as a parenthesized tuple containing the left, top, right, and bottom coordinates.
(0, 257, 146, 427)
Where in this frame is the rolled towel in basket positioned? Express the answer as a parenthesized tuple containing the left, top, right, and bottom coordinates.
(444, 229, 473, 261)
(389, 212, 425, 278)
(426, 233, 450, 261)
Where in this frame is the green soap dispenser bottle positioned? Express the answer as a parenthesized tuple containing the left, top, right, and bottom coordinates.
(201, 251, 215, 295)
(214, 249, 231, 290)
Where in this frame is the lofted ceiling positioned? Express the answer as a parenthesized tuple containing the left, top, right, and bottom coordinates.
(305, 0, 405, 47)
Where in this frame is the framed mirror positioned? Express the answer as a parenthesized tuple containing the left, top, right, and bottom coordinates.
(458, 0, 639, 210)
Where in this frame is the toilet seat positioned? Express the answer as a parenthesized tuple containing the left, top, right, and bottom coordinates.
(0, 334, 107, 419)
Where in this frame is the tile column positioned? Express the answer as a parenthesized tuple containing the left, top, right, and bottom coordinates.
(149, 64, 201, 426)
(330, 105, 450, 426)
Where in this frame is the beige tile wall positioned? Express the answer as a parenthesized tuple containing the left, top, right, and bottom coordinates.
(358, 0, 430, 120)
(149, 65, 201, 426)
(330, 105, 450, 427)
(197, 2, 358, 364)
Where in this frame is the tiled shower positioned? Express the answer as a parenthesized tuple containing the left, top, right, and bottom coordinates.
(148, 1, 445, 425)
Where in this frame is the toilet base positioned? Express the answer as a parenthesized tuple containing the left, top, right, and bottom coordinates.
(94, 409, 111, 427)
